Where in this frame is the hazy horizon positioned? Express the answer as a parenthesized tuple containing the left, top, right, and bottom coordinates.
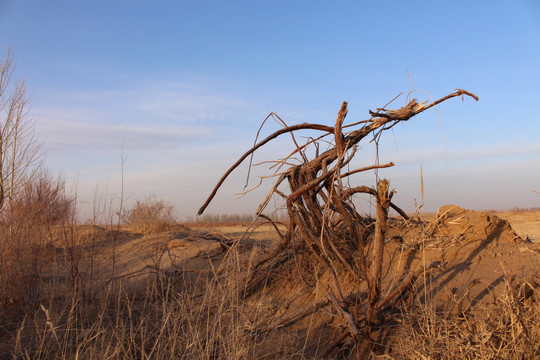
(1, 1, 539, 220)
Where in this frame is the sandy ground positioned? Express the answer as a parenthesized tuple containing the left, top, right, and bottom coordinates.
(496, 210, 540, 243)
(78, 209, 540, 305)
(2, 207, 539, 358)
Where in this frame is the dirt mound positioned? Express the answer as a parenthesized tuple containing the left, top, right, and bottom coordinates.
(52, 209, 540, 358)
(146, 208, 537, 327)
(83, 225, 270, 295)
(428, 205, 522, 246)
(392, 206, 539, 311)
(239, 206, 540, 357)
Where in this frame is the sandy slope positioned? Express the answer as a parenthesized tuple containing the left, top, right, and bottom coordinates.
(497, 210, 540, 243)
(84, 207, 540, 314)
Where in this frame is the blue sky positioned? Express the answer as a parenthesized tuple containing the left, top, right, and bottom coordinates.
(1, 1, 539, 219)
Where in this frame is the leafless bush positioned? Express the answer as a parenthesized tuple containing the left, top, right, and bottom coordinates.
(0, 49, 65, 304)
(0, 170, 76, 303)
(0, 48, 43, 212)
(4, 169, 75, 226)
(124, 195, 175, 234)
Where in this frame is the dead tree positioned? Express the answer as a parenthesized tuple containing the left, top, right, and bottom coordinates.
(198, 89, 478, 345)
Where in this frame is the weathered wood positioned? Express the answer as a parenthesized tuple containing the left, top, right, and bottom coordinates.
(199, 89, 478, 217)
(366, 179, 394, 328)
(198, 89, 478, 350)
(327, 293, 362, 338)
(377, 260, 442, 310)
(197, 123, 334, 215)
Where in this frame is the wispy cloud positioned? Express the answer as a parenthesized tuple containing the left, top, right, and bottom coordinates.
(135, 81, 257, 124)
(27, 77, 540, 218)
(373, 138, 540, 167)
(35, 114, 212, 151)
(32, 78, 263, 151)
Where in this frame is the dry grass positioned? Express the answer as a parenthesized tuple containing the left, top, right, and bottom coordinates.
(5, 266, 540, 359)
(5, 242, 304, 359)
(1, 205, 540, 359)
(0, 181, 300, 359)
(392, 278, 540, 359)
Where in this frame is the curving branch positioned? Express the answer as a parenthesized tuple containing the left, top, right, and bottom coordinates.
(198, 123, 334, 215)
(199, 89, 478, 216)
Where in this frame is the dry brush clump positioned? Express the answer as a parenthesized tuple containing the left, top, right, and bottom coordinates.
(6, 169, 75, 226)
(0, 171, 76, 304)
(124, 195, 176, 235)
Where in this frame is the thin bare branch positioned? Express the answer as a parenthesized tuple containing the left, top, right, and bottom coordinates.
(198, 122, 334, 215)
(340, 162, 394, 179)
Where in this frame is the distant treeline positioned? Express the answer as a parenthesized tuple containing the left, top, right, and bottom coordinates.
(196, 214, 254, 224)
(508, 206, 540, 212)
(185, 212, 289, 224)
(484, 207, 540, 213)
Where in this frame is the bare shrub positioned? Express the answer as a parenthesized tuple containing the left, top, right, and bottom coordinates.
(125, 195, 175, 234)
(0, 170, 76, 304)
(5, 169, 75, 226)
(0, 48, 53, 304)
(0, 48, 43, 212)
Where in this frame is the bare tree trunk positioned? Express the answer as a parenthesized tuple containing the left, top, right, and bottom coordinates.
(366, 179, 394, 328)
